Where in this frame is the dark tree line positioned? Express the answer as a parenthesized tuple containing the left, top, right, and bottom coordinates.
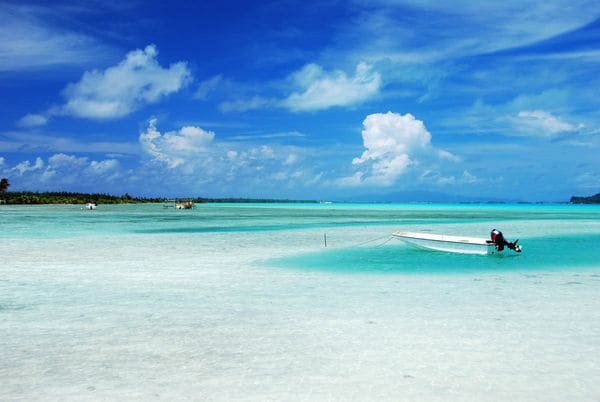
(0, 191, 163, 205)
(0, 178, 9, 193)
(0, 178, 318, 204)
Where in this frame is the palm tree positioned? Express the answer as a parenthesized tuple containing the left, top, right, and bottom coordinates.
(0, 177, 9, 193)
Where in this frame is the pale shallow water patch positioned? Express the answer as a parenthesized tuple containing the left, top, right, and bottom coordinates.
(2, 203, 600, 400)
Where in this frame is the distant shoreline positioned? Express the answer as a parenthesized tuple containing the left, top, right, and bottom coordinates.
(0, 191, 319, 205)
(570, 193, 600, 204)
(2, 190, 600, 205)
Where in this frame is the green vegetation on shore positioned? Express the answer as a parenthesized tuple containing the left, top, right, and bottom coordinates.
(0, 190, 317, 206)
(570, 193, 600, 204)
(0, 191, 163, 205)
(0, 178, 316, 204)
(0, 192, 318, 205)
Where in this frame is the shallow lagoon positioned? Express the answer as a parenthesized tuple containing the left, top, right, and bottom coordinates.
(1, 203, 600, 400)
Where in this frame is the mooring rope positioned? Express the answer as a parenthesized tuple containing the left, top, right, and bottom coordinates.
(373, 235, 394, 248)
(323, 233, 395, 248)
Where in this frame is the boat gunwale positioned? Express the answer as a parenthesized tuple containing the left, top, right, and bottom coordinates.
(392, 231, 493, 246)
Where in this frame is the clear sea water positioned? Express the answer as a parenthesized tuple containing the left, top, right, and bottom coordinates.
(1, 203, 600, 400)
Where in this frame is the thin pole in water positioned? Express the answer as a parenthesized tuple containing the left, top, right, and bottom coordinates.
(324, 232, 327, 247)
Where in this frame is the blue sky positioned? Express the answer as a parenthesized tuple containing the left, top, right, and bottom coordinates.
(1, 0, 599, 201)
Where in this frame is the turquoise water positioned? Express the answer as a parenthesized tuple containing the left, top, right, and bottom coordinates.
(271, 233, 600, 274)
(2, 202, 599, 236)
(3, 202, 599, 273)
(2, 203, 600, 400)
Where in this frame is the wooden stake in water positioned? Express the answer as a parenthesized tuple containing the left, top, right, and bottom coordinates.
(324, 232, 327, 247)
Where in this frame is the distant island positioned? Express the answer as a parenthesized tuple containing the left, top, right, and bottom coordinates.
(570, 192, 600, 204)
(0, 191, 318, 205)
(0, 192, 161, 205)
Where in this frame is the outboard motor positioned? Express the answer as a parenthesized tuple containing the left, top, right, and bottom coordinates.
(491, 229, 521, 252)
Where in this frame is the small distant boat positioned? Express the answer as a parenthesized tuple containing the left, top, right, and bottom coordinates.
(392, 230, 522, 255)
(175, 201, 194, 209)
(84, 203, 97, 210)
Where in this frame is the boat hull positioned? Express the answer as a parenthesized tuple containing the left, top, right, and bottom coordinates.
(392, 231, 504, 255)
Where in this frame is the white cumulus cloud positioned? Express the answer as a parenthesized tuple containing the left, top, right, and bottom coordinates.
(62, 45, 191, 119)
(87, 159, 120, 175)
(342, 111, 456, 186)
(6, 153, 125, 184)
(281, 62, 381, 112)
(140, 118, 215, 169)
(20, 45, 191, 124)
(48, 153, 88, 168)
(12, 157, 44, 175)
(42, 153, 88, 180)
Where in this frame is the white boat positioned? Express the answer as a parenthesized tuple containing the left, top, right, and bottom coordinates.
(84, 203, 97, 210)
(175, 201, 194, 209)
(392, 231, 521, 255)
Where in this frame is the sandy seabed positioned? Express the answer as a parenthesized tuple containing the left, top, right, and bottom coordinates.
(2, 205, 600, 401)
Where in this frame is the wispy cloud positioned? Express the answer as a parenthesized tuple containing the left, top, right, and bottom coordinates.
(480, 15, 600, 61)
(229, 131, 306, 141)
(444, 89, 590, 139)
(516, 110, 581, 136)
(575, 171, 600, 190)
(0, 3, 116, 71)
(194, 75, 223, 100)
(220, 62, 381, 113)
(0, 130, 139, 155)
(219, 96, 273, 113)
(311, 1, 600, 109)
(333, 1, 599, 65)
(17, 114, 49, 128)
